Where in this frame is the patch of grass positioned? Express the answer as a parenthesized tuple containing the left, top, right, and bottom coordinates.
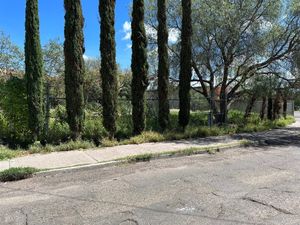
(101, 138, 119, 147)
(0, 146, 25, 160)
(29, 140, 95, 154)
(275, 116, 295, 127)
(121, 131, 165, 145)
(0, 167, 39, 182)
(126, 153, 153, 163)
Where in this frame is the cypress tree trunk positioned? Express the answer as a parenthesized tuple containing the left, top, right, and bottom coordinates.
(157, 0, 170, 131)
(99, 0, 118, 138)
(283, 97, 287, 119)
(267, 97, 273, 120)
(131, 0, 149, 135)
(64, 0, 85, 140)
(273, 91, 282, 120)
(25, 0, 44, 142)
(260, 96, 266, 120)
(178, 0, 192, 130)
(244, 94, 257, 119)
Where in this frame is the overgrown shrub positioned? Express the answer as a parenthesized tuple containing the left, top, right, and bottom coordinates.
(116, 100, 132, 139)
(228, 110, 244, 125)
(0, 77, 32, 148)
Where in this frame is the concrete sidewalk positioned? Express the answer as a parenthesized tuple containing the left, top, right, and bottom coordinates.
(0, 135, 241, 172)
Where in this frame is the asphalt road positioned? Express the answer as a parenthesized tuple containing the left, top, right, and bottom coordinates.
(1, 114, 300, 225)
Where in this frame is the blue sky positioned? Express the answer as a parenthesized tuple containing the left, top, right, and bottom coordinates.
(0, 0, 132, 69)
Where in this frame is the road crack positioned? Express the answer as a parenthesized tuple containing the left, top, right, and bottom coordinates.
(19, 208, 28, 225)
(242, 197, 294, 215)
(119, 218, 139, 225)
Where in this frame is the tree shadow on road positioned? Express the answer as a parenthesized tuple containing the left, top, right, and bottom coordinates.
(234, 126, 300, 148)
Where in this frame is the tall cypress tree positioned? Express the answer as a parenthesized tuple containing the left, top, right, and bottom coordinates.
(64, 0, 85, 140)
(131, 0, 149, 135)
(157, 0, 170, 131)
(178, 0, 192, 130)
(99, 0, 118, 138)
(25, 0, 44, 142)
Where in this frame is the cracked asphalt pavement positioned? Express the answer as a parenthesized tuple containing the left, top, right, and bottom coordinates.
(1, 114, 300, 225)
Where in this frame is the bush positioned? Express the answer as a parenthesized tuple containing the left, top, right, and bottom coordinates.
(116, 100, 132, 139)
(47, 119, 70, 144)
(0, 112, 8, 137)
(83, 115, 105, 142)
(0, 167, 39, 182)
(246, 113, 261, 124)
(228, 110, 244, 125)
(0, 77, 32, 148)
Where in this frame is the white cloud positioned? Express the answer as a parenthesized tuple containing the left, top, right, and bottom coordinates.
(122, 21, 131, 40)
(126, 44, 132, 49)
(122, 21, 180, 46)
(123, 21, 131, 32)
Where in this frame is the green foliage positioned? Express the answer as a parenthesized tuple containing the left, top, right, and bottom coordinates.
(83, 105, 106, 142)
(100, 0, 118, 138)
(0, 31, 24, 71)
(228, 110, 244, 125)
(46, 105, 70, 144)
(116, 100, 132, 139)
(131, 0, 149, 135)
(25, 0, 44, 141)
(0, 167, 39, 182)
(127, 153, 152, 163)
(46, 105, 106, 144)
(29, 140, 95, 154)
(64, 0, 85, 140)
(122, 131, 165, 145)
(0, 77, 31, 147)
(0, 146, 25, 161)
(101, 138, 119, 147)
(43, 38, 64, 76)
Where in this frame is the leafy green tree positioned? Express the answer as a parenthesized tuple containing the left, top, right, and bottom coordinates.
(25, 0, 44, 141)
(144, 0, 299, 124)
(43, 39, 64, 77)
(99, 0, 118, 138)
(64, 0, 85, 140)
(84, 58, 102, 104)
(0, 31, 24, 73)
(131, 0, 149, 135)
(157, 0, 170, 131)
(178, 0, 192, 129)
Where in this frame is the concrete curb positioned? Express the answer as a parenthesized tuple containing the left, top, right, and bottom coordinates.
(35, 140, 249, 177)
